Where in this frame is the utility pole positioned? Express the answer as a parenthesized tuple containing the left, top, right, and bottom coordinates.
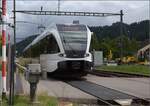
(120, 10, 123, 61)
(9, 0, 16, 105)
(13, 0, 16, 56)
(12, 0, 16, 104)
(2, 0, 7, 99)
(58, 0, 60, 12)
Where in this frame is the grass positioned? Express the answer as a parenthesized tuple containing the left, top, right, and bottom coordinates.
(1, 95, 58, 106)
(96, 65, 150, 76)
(0, 95, 80, 106)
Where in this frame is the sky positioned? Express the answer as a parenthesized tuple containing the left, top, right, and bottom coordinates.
(0, 0, 149, 40)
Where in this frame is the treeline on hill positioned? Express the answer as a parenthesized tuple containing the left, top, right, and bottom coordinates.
(90, 20, 149, 58)
(15, 20, 149, 58)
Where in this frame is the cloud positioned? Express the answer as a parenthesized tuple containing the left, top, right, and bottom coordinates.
(3, 0, 149, 39)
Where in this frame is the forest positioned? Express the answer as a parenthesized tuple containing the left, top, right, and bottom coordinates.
(90, 20, 149, 58)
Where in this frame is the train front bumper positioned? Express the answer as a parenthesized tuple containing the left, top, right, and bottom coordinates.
(58, 60, 92, 70)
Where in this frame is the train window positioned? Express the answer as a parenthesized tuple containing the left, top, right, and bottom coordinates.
(39, 34, 60, 54)
(44, 34, 60, 54)
(59, 31, 87, 51)
(25, 34, 60, 57)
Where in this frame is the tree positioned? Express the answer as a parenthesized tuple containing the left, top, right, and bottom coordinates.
(91, 33, 100, 50)
(98, 36, 140, 59)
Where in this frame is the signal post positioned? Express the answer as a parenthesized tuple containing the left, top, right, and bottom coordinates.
(2, 0, 7, 98)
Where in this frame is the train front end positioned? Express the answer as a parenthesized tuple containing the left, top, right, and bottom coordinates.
(55, 24, 92, 77)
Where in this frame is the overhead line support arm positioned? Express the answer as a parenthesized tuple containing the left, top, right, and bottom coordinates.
(14, 10, 122, 17)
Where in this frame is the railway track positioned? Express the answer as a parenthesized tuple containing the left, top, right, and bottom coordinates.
(88, 70, 150, 78)
(66, 80, 150, 106)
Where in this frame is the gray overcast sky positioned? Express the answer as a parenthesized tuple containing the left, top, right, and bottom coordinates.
(3, 0, 150, 39)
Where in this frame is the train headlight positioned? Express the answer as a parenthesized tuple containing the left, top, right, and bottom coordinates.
(59, 53, 66, 57)
(84, 53, 90, 57)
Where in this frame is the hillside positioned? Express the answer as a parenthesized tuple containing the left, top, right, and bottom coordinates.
(89, 20, 149, 57)
(16, 20, 149, 57)
(89, 20, 149, 42)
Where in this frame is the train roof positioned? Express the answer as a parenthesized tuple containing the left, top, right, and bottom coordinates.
(23, 23, 88, 52)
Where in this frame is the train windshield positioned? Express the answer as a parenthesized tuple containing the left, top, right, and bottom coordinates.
(57, 24, 88, 57)
(59, 31, 87, 51)
(57, 24, 87, 51)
